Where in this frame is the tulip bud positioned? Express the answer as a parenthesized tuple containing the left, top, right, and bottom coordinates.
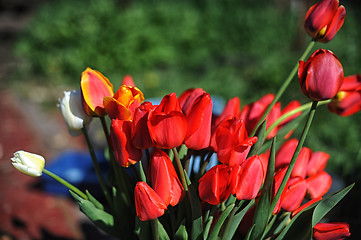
(298, 49, 344, 101)
(134, 181, 167, 221)
(11, 151, 45, 177)
(80, 67, 114, 117)
(313, 222, 351, 240)
(304, 0, 346, 43)
(58, 90, 92, 136)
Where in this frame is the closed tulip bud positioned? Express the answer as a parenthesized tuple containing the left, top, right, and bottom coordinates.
(132, 102, 155, 149)
(134, 181, 167, 221)
(198, 164, 232, 205)
(58, 90, 92, 136)
(313, 222, 350, 240)
(298, 49, 344, 101)
(11, 151, 45, 177)
(304, 0, 346, 43)
(148, 93, 188, 149)
(328, 74, 361, 116)
(80, 67, 114, 117)
(149, 149, 184, 206)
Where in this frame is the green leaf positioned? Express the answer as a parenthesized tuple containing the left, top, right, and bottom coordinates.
(275, 183, 354, 240)
(312, 183, 354, 227)
(249, 120, 267, 156)
(70, 191, 115, 235)
(86, 190, 104, 210)
(244, 224, 255, 240)
(158, 219, 171, 240)
(188, 184, 203, 240)
(250, 138, 276, 240)
(175, 221, 188, 240)
(222, 200, 255, 240)
(208, 204, 235, 240)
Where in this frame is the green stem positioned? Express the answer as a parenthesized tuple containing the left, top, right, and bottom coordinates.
(82, 127, 113, 208)
(270, 101, 318, 216)
(151, 219, 160, 240)
(172, 148, 188, 191)
(43, 168, 88, 200)
(250, 40, 316, 137)
(265, 99, 330, 137)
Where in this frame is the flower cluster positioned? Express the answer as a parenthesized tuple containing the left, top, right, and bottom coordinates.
(11, 0, 359, 239)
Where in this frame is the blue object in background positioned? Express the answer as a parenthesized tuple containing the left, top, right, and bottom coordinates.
(41, 150, 109, 197)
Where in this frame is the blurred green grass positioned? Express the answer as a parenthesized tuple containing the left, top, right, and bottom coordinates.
(12, 0, 361, 180)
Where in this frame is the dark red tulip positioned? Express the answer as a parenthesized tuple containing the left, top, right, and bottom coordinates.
(328, 74, 361, 116)
(179, 90, 213, 150)
(132, 102, 155, 149)
(304, 0, 346, 43)
(198, 164, 232, 205)
(148, 149, 184, 206)
(230, 155, 264, 200)
(313, 222, 351, 240)
(298, 49, 344, 101)
(148, 93, 188, 149)
(215, 118, 257, 166)
(306, 171, 332, 199)
(134, 181, 167, 221)
(110, 119, 142, 167)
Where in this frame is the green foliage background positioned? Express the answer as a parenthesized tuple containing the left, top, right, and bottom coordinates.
(13, 0, 361, 181)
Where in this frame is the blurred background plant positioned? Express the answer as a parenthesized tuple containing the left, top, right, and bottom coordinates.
(6, 0, 361, 235)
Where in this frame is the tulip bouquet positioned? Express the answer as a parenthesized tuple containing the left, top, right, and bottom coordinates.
(11, 0, 360, 239)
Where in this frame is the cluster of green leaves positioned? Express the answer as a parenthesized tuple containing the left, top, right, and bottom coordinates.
(13, 0, 361, 180)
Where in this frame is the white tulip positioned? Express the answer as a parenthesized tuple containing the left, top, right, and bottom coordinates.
(11, 151, 45, 177)
(58, 90, 92, 136)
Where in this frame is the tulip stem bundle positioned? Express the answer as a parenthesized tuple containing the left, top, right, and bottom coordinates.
(172, 147, 188, 191)
(42, 168, 88, 200)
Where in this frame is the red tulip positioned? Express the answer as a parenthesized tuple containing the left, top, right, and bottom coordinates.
(274, 138, 298, 171)
(80, 67, 113, 117)
(122, 75, 136, 87)
(313, 222, 350, 240)
(134, 181, 167, 221)
(103, 85, 144, 120)
(304, 0, 346, 43)
(148, 149, 184, 206)
(298, 49, 344, 101)
(215, 118, 257, 166)
(110, 119, 142, 167)
(178, 88, 205, 115)
(307, 151, 329, 177)
(132, 102, 155, 149)
(272, 168, 289, 214)
(239, 94, 281, 139)
(198, 164, 232, 205)
(215, 97, 241, 126)
(328, 75, 361, 116)
(291, 147, 312, 179)
(279, 100, 302, 139)
(281, 177, 307, 212)
(230, 155, 264, 200)
(306, 171, 332, 199)
(183, 92, 213, 150)
(148, 93, 188, 149)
